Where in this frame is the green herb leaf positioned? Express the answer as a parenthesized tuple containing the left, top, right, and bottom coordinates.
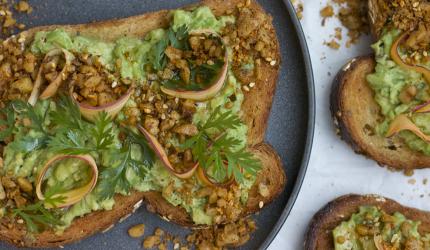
(182, 109, 261, 184)
(9, 136, 48, 153)
(203, 106, 241, 131)
(121, 127, 155, 166)
(91, 112, 115, 151)
(0, 104, 16, 141)
(11, 184, 65, 233)
(98, 144, 149, 200)
(50, 95, 84, 130)
(48, 129, 95, 155)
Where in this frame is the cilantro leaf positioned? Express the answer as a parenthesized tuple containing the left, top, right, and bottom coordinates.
(203, 106, 241, 131)
(121, 127, 155, 166)
(48, 129, 94, 155)
(0, 104, 16, 141)
(50, 95, 84, 130)
(12, 184, 65, 233)
(9, 136, 48, 153)
(91, 112, 115, 151)
(182, 109, 261, 184)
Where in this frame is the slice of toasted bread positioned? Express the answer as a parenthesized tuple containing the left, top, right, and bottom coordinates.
(304, 194, 430, 250)
(0, 0, 285, 247)
(330, 56, 430, 169)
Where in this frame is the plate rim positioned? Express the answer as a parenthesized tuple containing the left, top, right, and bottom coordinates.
(258, 0, 315, 249)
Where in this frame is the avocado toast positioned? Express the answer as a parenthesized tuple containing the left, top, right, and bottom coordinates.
(305, 194, 430, 250)
(0, 0, 285, 248)
(331, 0, 430, 170)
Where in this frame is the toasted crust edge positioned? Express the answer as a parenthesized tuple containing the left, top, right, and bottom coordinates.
(304, 194, 430, 250)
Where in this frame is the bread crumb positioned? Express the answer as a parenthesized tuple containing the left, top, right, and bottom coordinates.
(291, 0, 304, 20)
(324, 39, 340, 50)
(320, 5, 334, 18)
(320, 5, 334, 26)
(408, 178, 416, 185)
(334, 27, 342, 40)
(404, 169, 414, 177)
(320, 0, 369, 49)
(423, 178, 428, 185)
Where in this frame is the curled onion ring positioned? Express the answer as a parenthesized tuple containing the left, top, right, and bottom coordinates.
(35, 154, 98, 208)
(386, 114, 430, 143)
(70, 86, 133, 123)
(28, 48, 75, 106)
(196, 164, 234, 188)
(391, 31, 430, 84)
(137, 125, 198, 179)
(160, 29, 228, 101)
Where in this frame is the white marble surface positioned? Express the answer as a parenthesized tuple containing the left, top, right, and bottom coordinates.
(269, 1, 430, 249)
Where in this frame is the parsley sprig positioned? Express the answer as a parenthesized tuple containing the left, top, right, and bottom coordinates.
(0, 100, 50, 153)
(97, 136, 152, 200)
(12, 185, 66, 233)
(47, 96, 115, 155)
(183, 107, 261, 184)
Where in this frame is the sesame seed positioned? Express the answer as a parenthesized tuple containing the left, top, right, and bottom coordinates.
(270, 60, 277, 66)
(162, 104, 168, 109)
(161, 114, 166, 120)
(265, 57, 272, 62)
(259, 201, 264, 208)
(148, 96, 154, 102)
(17, 219, 24, 224)
(111, 81, 118, 88)
(175, 97, 179, 103)
(144, 108, 151, 114)
(249, 82, 256, 88)
(243, 85, 250, 92)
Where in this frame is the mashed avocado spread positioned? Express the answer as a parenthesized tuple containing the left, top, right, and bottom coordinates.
(333, 206, 430, 249)
(367, 29, 430, 155)
(1, 6, 256, 231)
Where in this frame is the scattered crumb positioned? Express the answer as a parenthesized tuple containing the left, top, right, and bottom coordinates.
(420, 194, 425, 198)
(320, 0, 369, 49)
(334, 27, 342, 40)
(324, 39, 340, 50)
(408, 178, 416, 185)
(0, 0, 32, 37)
(137, 218, 256, 250)
(424, 178, 428, 185)
(403, 169, 414, 177)
(291, 0, 304, 20)
(320, 5, 334, 26)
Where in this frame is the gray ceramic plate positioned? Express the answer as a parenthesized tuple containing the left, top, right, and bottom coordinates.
(0, 0, 314, 249)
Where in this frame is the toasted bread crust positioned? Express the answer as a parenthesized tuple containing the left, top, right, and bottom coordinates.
(0, 0, 285, 247)
(143, 143, 286, 227)
(330, 56, 430, 169)
(304, 194, 430, 250)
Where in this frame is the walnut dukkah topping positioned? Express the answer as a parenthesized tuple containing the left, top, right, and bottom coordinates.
(134, 218, 257, 250)
(371, 0, 430, 39)
(0, 36, 41, 103)
(0, 0, 32, 36)
(376, 0, 430, 52)
(187, 218, 257, 249)
(320, 0, 369, 49)
(221, 1, 278, 86)
(70, 54, 129, 107)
